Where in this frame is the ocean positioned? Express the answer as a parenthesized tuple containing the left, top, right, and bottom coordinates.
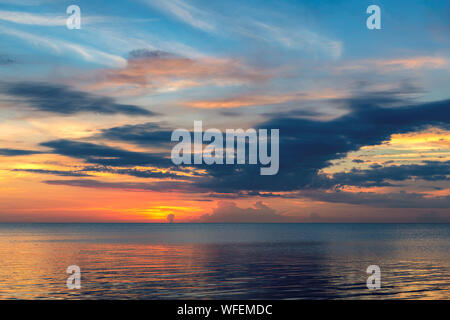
(0, 223, 448, 299)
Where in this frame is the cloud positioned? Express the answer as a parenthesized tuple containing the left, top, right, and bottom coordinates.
(1, 82, 154, 115)
(300, 189, 450, 209)
(0, 54, 14, 65)
(197, 97, 450, 194)
(336, 56, 449, 73)
(416, 211, 450, 223)
(12, 169, 91, 177)
(0, 10, 138, 27)
(0, 148, 41, 156)
(93, 49, 270, 93)
(331, 161, 450, 187)
(185, 89, 346, 109)
(100, 122, 172, 147)
(244, 20, 343, 59)
(34, 93, 450, 210)
(82, 167, 184, 179)
(145, 0, 216, 32)
(0, 26, 126, 67)
(305, 212, 323, 223)
(44, 179, 198, 193)
(195, 201, 291, 223)
(40, 139, 170, 167)
(145, 1, 342, 58)
(129, 49, 173, 59)
(13, 165, 189, 180)
(166, 214, 175, 223)
(374, 57, 448, 71)
(0, 10, 68, 26)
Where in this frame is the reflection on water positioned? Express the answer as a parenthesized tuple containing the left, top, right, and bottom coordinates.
(0, 223, 449, 299)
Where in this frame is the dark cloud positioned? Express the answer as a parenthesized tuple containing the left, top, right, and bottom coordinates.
(0, 55, 15, 65)
(305, 212, 323, 222)
(40, 139, 171, 167)
(219, 110, 243, 117)
(416, 211, 450, 223)
(0, 148, 42, 156)
(195, 201, 292, 223)
(13, 165, 188, 179)
(262, 108, 323, 119)
(12, 168, 91, 177)
(35, 95, 450, 210)
(82, 166, 185, 179)
(331, 161, 450, 187)
(44, 179, 200, 193)
(128, 49, 173, 60)
(0, 82, 155, 116)
(100, 122, 173, 147)
(300, 189, 450, 208)
(198, 98, 450, 193)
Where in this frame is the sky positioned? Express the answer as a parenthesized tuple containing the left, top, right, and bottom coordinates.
(0, 0, 449, 222)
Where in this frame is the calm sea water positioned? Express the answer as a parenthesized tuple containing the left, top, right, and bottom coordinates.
(0, 223, 449, 299)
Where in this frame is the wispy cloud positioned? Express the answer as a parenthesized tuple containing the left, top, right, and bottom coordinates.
(145, 0, 342, 59)
(186, 89, 347, 109)
(0, 10, 155, 27)
(145, 0, 215, 32)
(240, 20, 343, 59)
(335, 56, 449, 73)
(0, 10, 67, 26)
(0, 26, 126, 67)
(0, 0, 52, 5)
